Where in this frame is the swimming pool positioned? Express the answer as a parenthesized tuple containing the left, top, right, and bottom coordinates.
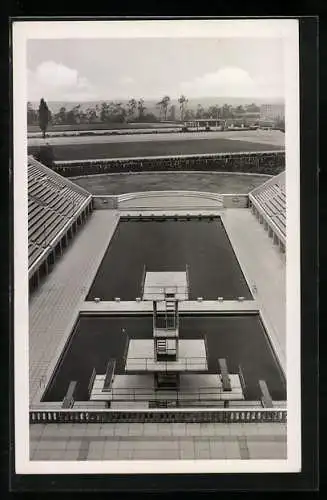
(87, 216, 252, 301)
(42, 313, 286, 403)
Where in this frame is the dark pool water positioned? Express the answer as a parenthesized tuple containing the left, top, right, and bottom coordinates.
(87, 217, 252, 301)
(42, 314, 286, 403)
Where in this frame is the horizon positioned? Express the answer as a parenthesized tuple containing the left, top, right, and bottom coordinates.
(28, 96, 284, 110)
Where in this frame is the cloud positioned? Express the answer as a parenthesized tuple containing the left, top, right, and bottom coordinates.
(180, 66, 282, 98)
(120, 76, 134, 85)
(28, 61, 97, 101)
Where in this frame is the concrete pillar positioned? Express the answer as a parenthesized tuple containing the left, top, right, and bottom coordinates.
(48, 250, 55, 265)
(44, 259, 49, 275)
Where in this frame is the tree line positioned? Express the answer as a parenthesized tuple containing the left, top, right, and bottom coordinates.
(28, 96, 266, 134)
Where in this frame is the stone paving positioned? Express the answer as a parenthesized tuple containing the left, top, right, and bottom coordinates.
(29, 210, 120, 405)
(30, 422, 287, 461)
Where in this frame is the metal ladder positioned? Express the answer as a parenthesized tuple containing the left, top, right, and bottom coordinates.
(165, 298, 176, 329)
(156, 338, 167, 355)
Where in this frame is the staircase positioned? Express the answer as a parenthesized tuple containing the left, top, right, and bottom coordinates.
(156, 338, 167, 354)
(165, 298, 176, 329)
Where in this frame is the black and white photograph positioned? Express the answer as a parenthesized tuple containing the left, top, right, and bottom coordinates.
(13, 19, 301, 474)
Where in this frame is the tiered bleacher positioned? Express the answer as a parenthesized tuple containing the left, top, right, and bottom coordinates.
(28, 156, 93, 289)
(249, 171, 286, 248)
(53, 151, 285, 177)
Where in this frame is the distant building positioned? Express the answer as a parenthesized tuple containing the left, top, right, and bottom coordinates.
(260, 103, 285, 122)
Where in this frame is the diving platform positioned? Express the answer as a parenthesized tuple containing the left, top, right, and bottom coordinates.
(125, 339, 208, 372)
(89, 373, 244, 403)
(142, 271, 189, 301)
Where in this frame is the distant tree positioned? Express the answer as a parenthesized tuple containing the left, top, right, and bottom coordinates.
(209, 105, 220, 120)
(168, 104, 176, 121)
(65, 105, 81, 125)
(195, 104, 204, 119)
(156, 100, 163, 120)
(221, 104, 233, 119)
(85, 107, 97, 123)
(158, 96, 170, 121)
(178, 95, 188, 121)
(38, 98, 51, 138)
(56, 106, 67, 124)
(137, 98, 146, 120)
(184, 109, 195, 120)
(127, 98, 137, 120)
(100, 102, 110, 122)
(112, 102, 127, 123)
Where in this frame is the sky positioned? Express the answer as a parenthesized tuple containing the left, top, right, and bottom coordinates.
(27, 38, 285, 102)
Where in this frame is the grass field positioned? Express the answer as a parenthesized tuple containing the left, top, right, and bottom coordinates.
(71, 171, 270, 195)
(28, 137, 283, 161)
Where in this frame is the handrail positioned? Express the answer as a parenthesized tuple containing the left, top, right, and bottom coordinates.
(30, 408, 287, 424)
(140, 264, 146, 297)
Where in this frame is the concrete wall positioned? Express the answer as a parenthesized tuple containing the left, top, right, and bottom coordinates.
(92, 192, 250, 210)
(116, 191, 224, 210)
(223, 194, 249, 208)
(92, 196, 118, 209)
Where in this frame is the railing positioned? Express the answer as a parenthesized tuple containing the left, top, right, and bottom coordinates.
(87, 368, 96, 398)
(125, 357, 207, 371)
(30, 408, 287, 424)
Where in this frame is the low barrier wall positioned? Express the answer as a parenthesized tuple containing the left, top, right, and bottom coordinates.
(53, 151, 285, 178)
(92, 192, 247, 211)
(223, 194, 249, 208)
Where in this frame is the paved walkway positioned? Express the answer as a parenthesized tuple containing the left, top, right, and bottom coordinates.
(222, 209, 286, 373)
(29, 210, 119, 405)
(30, 422, 287, 461)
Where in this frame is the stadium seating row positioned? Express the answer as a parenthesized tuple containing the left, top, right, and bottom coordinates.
(249, 172, 286, 245)
(53, 151, 285, 178)
(28, 156, 92, 272)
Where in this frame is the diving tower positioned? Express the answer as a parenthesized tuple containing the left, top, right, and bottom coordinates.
(88, 271, 245, 407)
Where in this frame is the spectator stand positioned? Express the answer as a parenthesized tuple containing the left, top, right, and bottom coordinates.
(28, 156, 93, 293)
